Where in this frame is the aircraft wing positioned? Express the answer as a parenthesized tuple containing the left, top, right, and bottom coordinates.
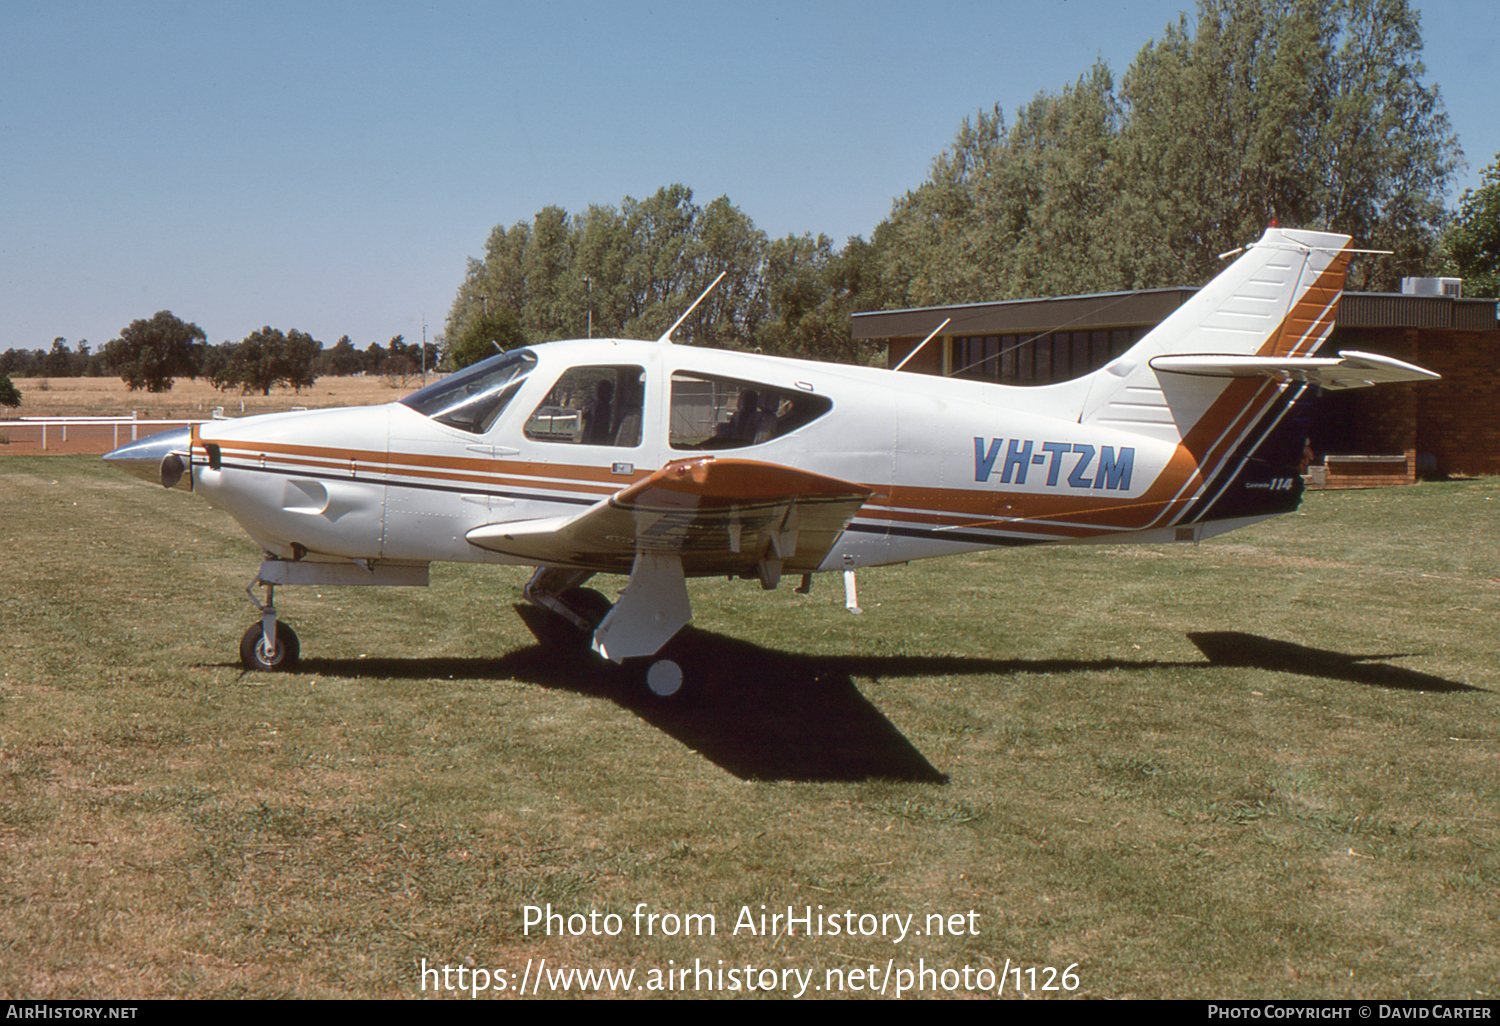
(465, 456, 873, 577)
(1150, 350, 1439, 390)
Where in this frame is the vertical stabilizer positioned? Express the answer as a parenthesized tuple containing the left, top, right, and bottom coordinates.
(1080, 227, 1351, 446)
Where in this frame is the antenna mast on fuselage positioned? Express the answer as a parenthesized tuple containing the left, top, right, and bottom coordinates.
(657, 271, 728, 344)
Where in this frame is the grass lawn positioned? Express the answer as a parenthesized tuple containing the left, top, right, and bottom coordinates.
(2, 456, 1496, 999)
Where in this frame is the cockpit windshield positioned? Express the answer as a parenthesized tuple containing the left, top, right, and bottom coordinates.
(399, 349, 537, 433)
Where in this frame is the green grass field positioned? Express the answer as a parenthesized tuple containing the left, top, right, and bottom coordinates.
(3, 456, 1496, 999)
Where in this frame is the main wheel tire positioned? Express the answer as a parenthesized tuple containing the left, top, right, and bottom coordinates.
(530, 587, 613, 649)
(563, 587, 612, 627)
(240, 621, 301, 672)
(645, 658, 685, 698)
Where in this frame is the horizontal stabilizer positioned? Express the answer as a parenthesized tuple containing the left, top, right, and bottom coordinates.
(1150, 350, 1439, 391)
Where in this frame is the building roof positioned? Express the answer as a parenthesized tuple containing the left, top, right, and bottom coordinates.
(851, 289, 1499, 339)
(1339, 293, 1498, 332)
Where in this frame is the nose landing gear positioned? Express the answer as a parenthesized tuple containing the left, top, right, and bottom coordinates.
(232, 557, 429, 672)
(240, 619, 300, 671)
(241, 575, 300, 672)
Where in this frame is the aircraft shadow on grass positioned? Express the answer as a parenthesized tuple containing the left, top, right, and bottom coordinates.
(1183, 631, 1484, 695)
(279, 617, 1481, 784)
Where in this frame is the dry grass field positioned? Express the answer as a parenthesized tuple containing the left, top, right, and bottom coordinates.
(0, 375, 423, 454)
(1, 446, 1497, 999)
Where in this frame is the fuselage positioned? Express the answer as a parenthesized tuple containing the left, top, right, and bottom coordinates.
(173, 336, 1297, 577)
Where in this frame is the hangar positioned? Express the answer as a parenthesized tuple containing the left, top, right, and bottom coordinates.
(852, 281, 1500, 482)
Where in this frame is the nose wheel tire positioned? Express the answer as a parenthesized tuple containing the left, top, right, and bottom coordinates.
(240, 621, 301, 672)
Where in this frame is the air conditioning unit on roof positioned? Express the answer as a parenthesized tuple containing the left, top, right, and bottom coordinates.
(1401, 277, 1462, 298)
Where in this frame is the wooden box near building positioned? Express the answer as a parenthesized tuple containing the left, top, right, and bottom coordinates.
(1317, 451, 1418, 489)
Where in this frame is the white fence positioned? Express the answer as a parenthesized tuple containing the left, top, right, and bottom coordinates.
(0, 412, 224, 454)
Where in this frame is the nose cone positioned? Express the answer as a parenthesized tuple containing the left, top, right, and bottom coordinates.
(103, 426, 194, 489)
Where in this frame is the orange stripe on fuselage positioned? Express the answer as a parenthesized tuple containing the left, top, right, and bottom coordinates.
(203, 248, 1349, 548)
(866, 480, 1188, 538)
(201, 438, 644, 498)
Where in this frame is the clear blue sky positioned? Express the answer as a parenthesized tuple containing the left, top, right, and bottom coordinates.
(3, 0, 1496, 355)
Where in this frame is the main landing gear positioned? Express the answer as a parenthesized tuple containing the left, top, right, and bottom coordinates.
(523, 566, 689, 699)
(231, 553, 693, 699)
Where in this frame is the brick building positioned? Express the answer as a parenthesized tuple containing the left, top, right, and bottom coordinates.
(852, 287, 1500, 477)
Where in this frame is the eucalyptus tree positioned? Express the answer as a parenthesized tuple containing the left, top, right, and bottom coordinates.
(101, 311, 206, 393)
(522, 205, 575, 338)
(617, 184, 705, 339)
(1115, 0, 1459, 290)
(212, 327, 319, 396)
(446, 308, 526, 370)
(871, 0, 1460, 302)
(757, 232, 875, 363)
(679, 194, 769, 348)
(445, 185, 770, 353)
(870, 63, 1123, 308)
(1443, 149, 1500, 298)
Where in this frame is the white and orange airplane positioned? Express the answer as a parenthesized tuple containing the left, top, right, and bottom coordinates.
(106, 227, 1437, 696)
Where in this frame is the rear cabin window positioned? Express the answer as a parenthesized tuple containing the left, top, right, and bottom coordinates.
(523, 365, 645, 447)
(668, 372, 831, 450)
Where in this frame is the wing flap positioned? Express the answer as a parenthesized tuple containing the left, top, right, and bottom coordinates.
(465, 456, 872, 574)
(1151, 350, 1439, 391)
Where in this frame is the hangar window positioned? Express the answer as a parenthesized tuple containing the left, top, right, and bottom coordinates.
(952, 329, 1146, 384)
(523, 365, 645, 447)
(668, 372, 831, 450)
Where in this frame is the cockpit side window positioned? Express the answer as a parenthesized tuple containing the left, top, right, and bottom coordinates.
(669, 372, 831, 450)
(399, 350, 537, 434)
(523, 365, 645, 447)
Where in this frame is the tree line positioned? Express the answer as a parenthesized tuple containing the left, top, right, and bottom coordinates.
(0, 316, 439, 397)
(443, 183, 870, 367)
(868, 0, 1462, 306)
